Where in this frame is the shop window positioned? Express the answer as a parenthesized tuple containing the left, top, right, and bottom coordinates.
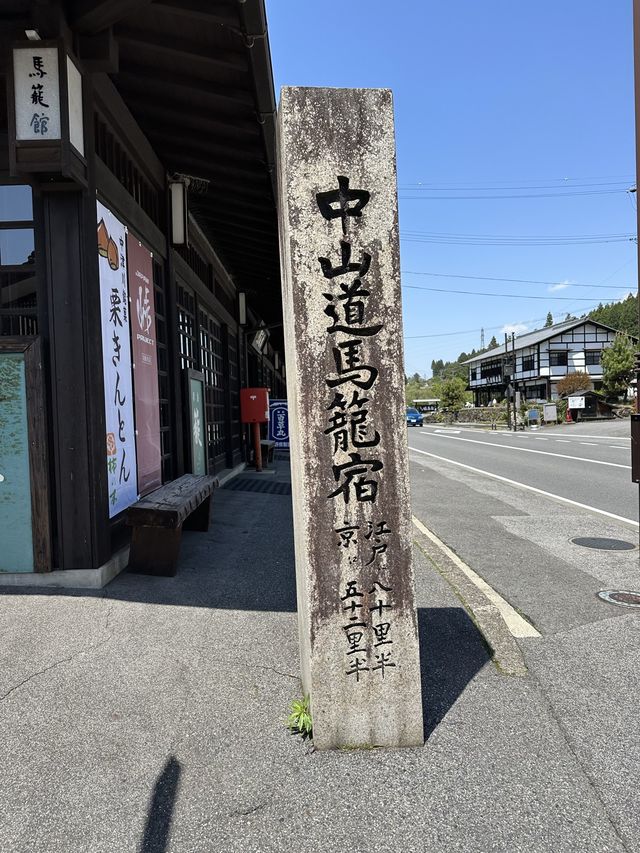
(0, 185, 37, 336)
(549, 351, 568, 367)
(585, 351, 601, 366)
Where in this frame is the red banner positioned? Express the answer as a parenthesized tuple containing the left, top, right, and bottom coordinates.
(127, 235, 162, 495)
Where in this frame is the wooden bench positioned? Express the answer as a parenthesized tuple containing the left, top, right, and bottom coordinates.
(260, 439, 276, 466)
(125, 474, 217, 577)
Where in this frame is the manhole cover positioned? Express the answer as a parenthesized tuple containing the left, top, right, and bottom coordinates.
(597, 590, 640, 608)
(571, 537, 636, 551)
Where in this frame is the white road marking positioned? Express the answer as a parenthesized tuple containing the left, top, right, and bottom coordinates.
(580, 442, 598, 446)
(556, 440, 571, 443)
(434, 429, 460, 434)
(415, 430, 631, 470)
(533, 438, 548, 441)
(412, 516, 541, 639)
(610, 445, 628, 450)
(543, 433, 630, 441)
(408, 445, 639, 528)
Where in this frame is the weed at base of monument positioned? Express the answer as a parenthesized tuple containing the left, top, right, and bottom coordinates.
(286, 694, 313, 742)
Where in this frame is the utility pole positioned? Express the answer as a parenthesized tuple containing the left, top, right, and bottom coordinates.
(631, 0, 640, 563)
(504, 333, 512, 429)
(480, 327, 485, 350)
(512, 332, 517, 432)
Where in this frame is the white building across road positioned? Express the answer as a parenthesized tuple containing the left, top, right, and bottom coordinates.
(463, 319, 622, 406)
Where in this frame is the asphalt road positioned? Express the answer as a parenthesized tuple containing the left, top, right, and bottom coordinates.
(408, 420, 637, 523)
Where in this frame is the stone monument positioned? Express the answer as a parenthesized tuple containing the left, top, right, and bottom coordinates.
(277, 87, 424, 750)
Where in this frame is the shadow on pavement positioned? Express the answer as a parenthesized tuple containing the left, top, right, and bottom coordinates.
(418, 606, 491, 739)
(139, 755, 181, 853)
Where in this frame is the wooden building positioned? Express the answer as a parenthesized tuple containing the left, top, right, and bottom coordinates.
(463, 319, 621, 407)
(0, 0, 285, 583)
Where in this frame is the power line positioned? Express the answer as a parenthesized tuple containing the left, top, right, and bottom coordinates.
(402, 284, 617, 301)
(399, 181, 632, 191)
(403, 308, 605, 341)
(401, 234, 634, 246)
(400, 173, 635, 185)
(399, 189, 631, 200)
(400, 269, 634, 291)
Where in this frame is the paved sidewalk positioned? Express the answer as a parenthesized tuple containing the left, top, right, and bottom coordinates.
(0, 454, 635, 852)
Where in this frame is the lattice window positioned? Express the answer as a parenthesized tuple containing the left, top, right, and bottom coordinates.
(199, 308, 226, 469)
(177, 283, 197, 371)
(154, 261, 173, 482)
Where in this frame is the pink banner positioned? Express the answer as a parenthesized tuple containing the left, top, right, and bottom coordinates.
(127, 235, 162, 495)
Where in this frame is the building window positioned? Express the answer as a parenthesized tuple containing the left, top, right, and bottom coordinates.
(522, 354, 535, 372)
(470, 368, 477, 381)
(480, 359, 502, 380)
(154, 261, 174, 483)
(525, 383, 547, 400)
(199, 308, 226, 470)
(0, 185, 37, 336)
(177, 283, 196, 370)
(549, 351, 568, 367)
(585, 350, 601, 366)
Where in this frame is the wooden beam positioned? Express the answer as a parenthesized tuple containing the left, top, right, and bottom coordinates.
(116, 62, 255, 110)
(122, 96, 261, 140)
(71, 0, 153, 34)
(117, 26, 247, 75)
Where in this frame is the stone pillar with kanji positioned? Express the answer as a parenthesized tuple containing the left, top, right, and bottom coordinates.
(277, 87, 424, 750)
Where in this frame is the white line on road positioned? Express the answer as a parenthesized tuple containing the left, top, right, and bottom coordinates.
(415, 430, 631, 470)
(408, 445, 639, 528)
(556, 440, 571, 443)
(542, 433, 630, 441)
(580, 442, 598, 446)
(610, 445, 628, 449)
(533, 438, 548, 441)
(412, 516, 541, 639)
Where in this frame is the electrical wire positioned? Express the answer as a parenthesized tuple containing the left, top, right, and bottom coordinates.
(400, 270, 633, 291)
(402, 284, 606, 301)
(399, 189, 631, 200)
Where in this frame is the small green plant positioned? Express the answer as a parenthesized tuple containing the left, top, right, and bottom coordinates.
(286, 695, 313, 741)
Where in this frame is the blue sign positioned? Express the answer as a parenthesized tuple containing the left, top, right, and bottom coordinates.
(269, 400, 289, 448)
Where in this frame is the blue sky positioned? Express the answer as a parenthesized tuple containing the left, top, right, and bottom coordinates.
(267, 1, 637, 377)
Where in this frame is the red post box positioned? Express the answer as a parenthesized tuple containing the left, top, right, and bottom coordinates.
(240, 387, 270, 423)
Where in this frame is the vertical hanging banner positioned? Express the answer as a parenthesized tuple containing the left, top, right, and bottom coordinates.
(127, 235, 162, 495)
(97, 201, 138, 517)
(278, 88, 423, 750)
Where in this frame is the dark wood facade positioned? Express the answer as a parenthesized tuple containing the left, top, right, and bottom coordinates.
(0, 0, 285, 573)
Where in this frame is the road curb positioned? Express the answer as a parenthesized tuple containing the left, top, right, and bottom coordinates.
(412, 518, 535, 677)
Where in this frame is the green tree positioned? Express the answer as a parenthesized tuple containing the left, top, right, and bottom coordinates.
(440, 377, 467, 411)
(487, 336, 499, 349)
(556, 371, 591, 396)
(544, 312, 553, 327)
(601, 334, 635, 400)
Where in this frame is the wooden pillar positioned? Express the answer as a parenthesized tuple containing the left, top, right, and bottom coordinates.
(43, 184, 109, 569)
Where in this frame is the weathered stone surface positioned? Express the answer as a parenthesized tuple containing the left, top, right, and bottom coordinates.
(277, 87, 424, 750)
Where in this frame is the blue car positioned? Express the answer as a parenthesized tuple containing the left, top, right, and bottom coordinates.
(406, 407, 423, 427)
